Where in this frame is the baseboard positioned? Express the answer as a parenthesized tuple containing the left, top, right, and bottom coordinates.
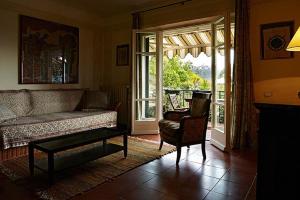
(210, 139, 225, 151)
(131, 130, 159, 135)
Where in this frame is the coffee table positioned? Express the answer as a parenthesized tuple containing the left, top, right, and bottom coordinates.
(28, 127, 127, 184)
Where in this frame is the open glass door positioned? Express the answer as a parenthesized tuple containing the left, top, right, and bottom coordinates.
(132, 31, 163, 134)
(210, 13, 234, 151)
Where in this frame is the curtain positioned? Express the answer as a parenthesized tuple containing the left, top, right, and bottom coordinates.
(132, 13, 141, 29)
(231, 0, 257, 149)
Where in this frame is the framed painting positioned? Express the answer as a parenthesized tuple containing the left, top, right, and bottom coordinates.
(116, 44, 129, 66)
(260, 21, 294, 60)
(19, 15, 79, 84)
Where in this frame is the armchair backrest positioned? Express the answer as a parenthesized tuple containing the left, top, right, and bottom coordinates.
(190, 92, 212, 117)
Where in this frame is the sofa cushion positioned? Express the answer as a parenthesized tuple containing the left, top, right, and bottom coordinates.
(0, 90, 32, 117)
(0, 110, 117, 149)
(85, 90, 109, 109)
(30, 90, 84, 115)
(0, 104, 16, 123)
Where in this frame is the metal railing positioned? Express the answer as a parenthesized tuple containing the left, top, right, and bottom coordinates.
(163, 89, 224, 123)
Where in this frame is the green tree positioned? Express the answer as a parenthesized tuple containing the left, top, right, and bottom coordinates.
(150, 56, 211, 90)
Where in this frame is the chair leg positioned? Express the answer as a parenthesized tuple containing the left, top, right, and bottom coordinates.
(201, 142, 206, 160)
(176, 144, 182, 165)
(159, 140, 163, 150)
(187, 145, 190, 149)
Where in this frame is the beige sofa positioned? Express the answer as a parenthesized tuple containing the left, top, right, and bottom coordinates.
(0, 89, 118, 160)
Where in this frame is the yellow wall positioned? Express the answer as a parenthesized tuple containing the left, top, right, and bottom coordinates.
(0, 2, 101, 90)
(101, 0, 300, 106)
(250, 0, 300, 105)
(2, 0, 299, 106)
(101, 18, 132, 87)
(141, 0, 234, 29)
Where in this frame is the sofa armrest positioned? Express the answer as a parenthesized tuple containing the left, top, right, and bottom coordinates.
(107, 102, 121, 111)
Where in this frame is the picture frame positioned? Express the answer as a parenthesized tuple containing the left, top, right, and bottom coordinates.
(116, 44, 129, 66)
(260, 21, 294, 60)
(19, 15, 79, 84)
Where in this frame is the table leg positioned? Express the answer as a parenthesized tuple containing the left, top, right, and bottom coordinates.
(28, 143, 34, 176)
(48, 152, 54, 185)
(123, 134, 127, 158)
(103, 139, 107, 152)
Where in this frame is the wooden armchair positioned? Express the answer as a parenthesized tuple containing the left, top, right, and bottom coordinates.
(158, 91, 212, 164)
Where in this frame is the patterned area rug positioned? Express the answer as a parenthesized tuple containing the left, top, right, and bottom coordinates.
(0, 136, 175, 200)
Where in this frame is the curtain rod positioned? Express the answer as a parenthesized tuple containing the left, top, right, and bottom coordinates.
(133, 0, 192, 14)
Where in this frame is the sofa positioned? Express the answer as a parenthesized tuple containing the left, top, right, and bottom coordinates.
(0, 89, 119, 160)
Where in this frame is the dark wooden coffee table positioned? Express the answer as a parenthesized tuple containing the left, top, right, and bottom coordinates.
(28, 127, 127, 184)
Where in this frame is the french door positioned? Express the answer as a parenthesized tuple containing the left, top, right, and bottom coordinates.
(131, 31, 163, 134)
(210, 13, 233, 151)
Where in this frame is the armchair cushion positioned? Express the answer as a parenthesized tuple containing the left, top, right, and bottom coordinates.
(158, 119, 180, 143)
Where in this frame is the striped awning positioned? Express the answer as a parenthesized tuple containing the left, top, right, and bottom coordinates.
(149, 27, 234, 58)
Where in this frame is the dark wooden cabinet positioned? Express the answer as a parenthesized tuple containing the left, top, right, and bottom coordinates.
(255, 103, 300, 200)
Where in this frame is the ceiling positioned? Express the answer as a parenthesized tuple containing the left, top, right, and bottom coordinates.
(50, 0, 184, 18)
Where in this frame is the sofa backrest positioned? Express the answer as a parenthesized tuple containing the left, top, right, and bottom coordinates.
(30, 89, 84, 115)
(0, 89, 111, 117)
(0, 90, 32, 117)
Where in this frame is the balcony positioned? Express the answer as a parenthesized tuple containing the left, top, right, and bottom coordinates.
(163, 89, 224, 126)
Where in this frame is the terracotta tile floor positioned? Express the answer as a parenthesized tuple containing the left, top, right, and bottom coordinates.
(0, 134, 257, 200)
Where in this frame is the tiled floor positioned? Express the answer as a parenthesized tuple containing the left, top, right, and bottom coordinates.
(73, 133, 257, 200)
(0, 134, 257, 200)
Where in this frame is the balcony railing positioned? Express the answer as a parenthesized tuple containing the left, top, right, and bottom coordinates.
(163, 89, 224, 123)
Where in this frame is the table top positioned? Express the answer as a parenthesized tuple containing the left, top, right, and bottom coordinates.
(31, 127, 127, 153)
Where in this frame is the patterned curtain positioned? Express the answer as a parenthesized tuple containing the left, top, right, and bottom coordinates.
(231, 0, 257, 149)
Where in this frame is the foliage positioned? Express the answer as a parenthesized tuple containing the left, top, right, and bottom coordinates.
(150, 56, 211, 90)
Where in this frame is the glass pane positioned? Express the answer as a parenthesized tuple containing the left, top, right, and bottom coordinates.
(230, 15, 235, 92)
(215, 46, 225, 103)
(213, 17, 225, 133)
(136, 33, 156, 53)
(136, 55, 156, 99)
(136, 100, 156, 120)
(214, 104, 224, 132)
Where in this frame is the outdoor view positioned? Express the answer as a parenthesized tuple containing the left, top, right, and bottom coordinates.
(135, 24, 233, 132)
(149, 52, 225, 117)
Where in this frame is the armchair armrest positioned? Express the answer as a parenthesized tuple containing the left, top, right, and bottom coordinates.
(179, 115, 208, 142)
(163, 110, 190, 122)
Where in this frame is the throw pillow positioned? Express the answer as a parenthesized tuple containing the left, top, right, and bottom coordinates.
(0, 104, 17, 123)
(85, 90, 109, 109)
(0, 90, 32, 117)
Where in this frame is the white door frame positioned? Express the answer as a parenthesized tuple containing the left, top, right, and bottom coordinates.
(210, 12, 232, 151)
(131, 30, 163, 135)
